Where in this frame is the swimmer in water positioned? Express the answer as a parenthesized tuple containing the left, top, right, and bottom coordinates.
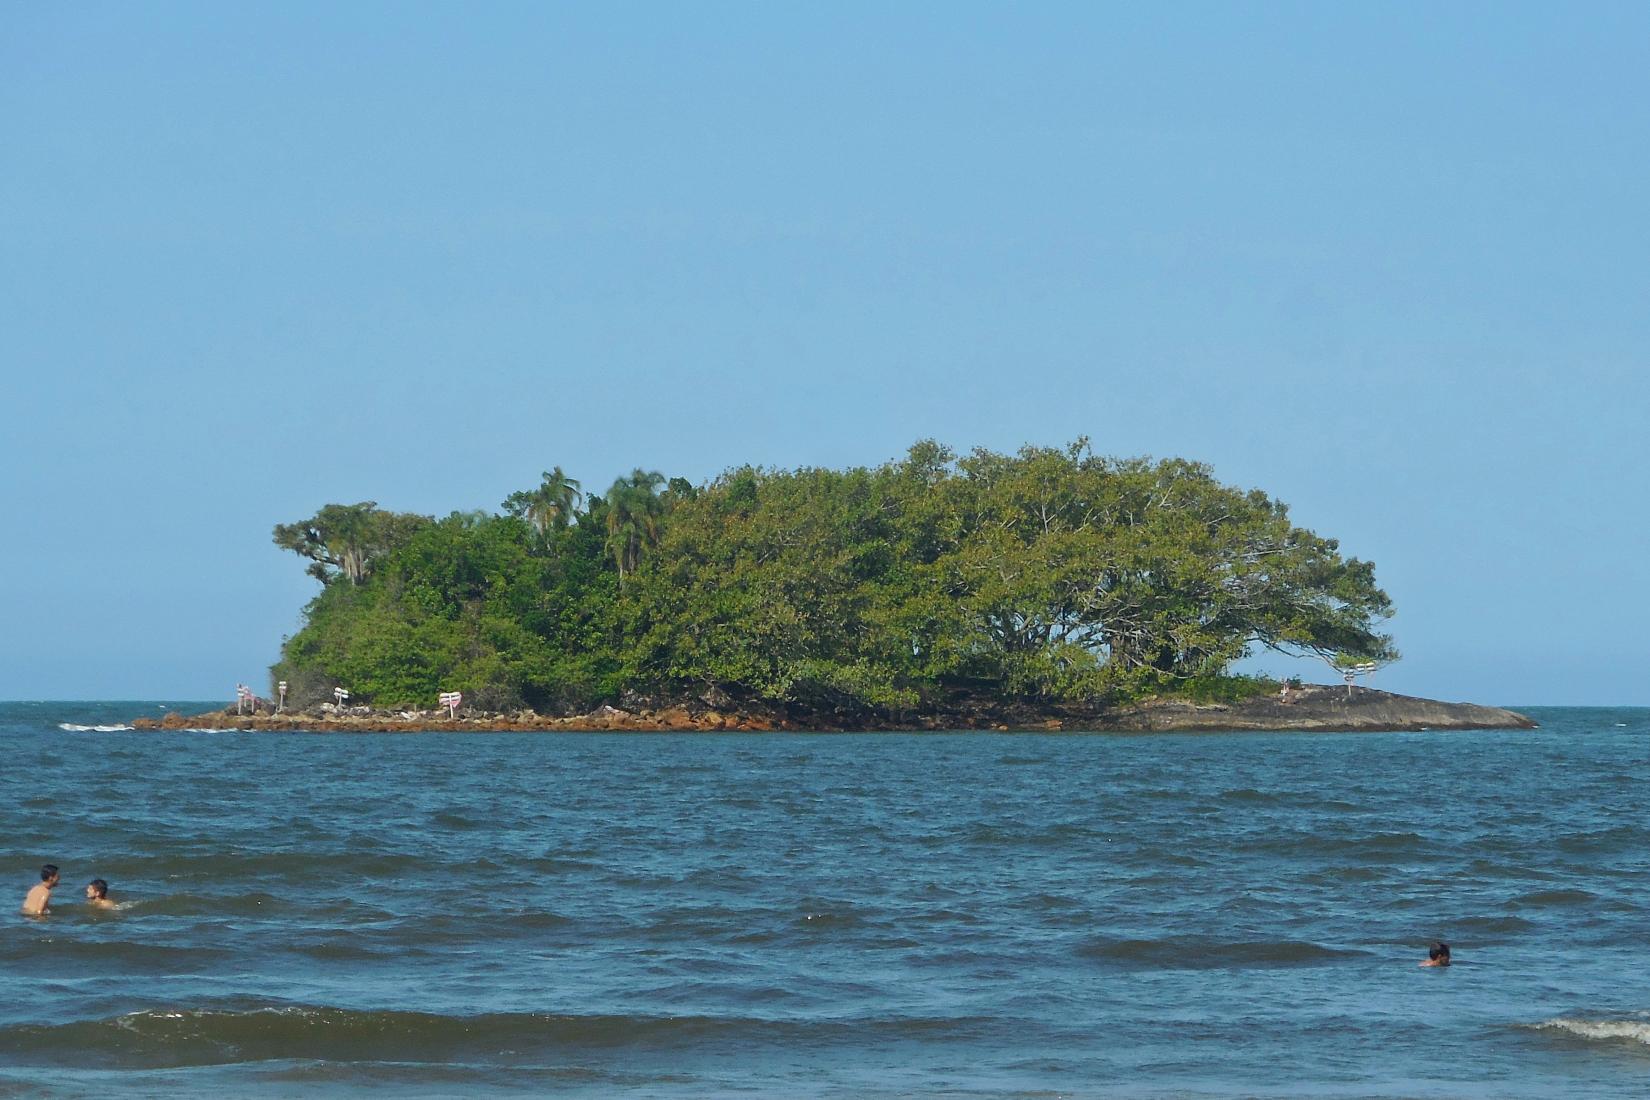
(85, 879, 116, 910)
(1420, 941, 1451, 967)
(21, 865, 59, 916)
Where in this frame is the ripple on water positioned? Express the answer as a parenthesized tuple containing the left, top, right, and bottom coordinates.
(1448, 914, 1541, 939)
(1076, 935, 1371, 970)
(122, 892, 292, 919)
(522, 855, 601, 874)
(1465, 857, 1558, 881)
(1218, 787, 1283, 804)
(125, 851, 427, 882)
(0, 1005, 1009, 1070)
(1299, 865, 1387, 884)
(0, 939, 232, 974)
(288, 939, 435, 963)
(1510, 888, 1599, 909)
(794, 909, 865, 930)
(1556, 826, 1649, 856)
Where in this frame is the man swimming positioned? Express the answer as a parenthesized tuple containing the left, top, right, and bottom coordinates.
(1420, 941, 1451, 967)
(85, 879, 116, 910)
(21, 865, 59, 916)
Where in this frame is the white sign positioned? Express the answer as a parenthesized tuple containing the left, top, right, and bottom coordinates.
(1339, 662, 1381, 698)
(439, 691, 462, 718)
(334, 688, 350, 704)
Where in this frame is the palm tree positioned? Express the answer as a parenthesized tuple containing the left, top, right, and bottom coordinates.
(503, 467, 583, 540)
(604, 469, 666, 585)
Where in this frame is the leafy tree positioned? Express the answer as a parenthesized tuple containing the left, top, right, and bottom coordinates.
(272, 503, 431, 584)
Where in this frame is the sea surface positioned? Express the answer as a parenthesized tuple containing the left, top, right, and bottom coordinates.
(2, 702, 1648, 1098)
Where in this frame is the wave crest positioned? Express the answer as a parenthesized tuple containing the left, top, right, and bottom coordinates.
(1535, 1017, 1650, 1046)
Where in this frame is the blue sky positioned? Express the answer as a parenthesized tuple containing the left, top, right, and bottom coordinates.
(4, 3, 1646, 704)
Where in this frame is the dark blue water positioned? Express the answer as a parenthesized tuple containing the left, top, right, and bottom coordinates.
(3, 702, 1648, 1097)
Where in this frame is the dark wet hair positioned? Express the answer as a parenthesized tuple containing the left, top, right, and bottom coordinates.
(88, 879, 108, 899)
(41, 865, 58, 882)
(1428, 941, 1450, 961)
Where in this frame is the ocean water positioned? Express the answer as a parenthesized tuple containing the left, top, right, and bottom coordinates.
(2, 702, 1648, 1098)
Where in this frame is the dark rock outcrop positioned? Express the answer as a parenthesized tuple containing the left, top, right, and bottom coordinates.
(1100, 684, 1534, 732)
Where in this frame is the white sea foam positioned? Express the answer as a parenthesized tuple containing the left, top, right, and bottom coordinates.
(1537, 1017, 1650, 1045)
(57, 723, 135, 732)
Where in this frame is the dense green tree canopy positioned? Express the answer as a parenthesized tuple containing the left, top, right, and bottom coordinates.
(271, 441, 1395, 714)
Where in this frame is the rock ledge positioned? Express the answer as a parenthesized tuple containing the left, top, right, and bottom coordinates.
(131, 685, 1535, 734)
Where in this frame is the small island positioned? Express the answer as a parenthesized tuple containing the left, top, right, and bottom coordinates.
(152, 440, 1531, 734)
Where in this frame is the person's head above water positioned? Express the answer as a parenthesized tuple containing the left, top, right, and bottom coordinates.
(86, 879, 108, 901)
(1423, 941, 1451, 967)
(40, 865, 59, 886)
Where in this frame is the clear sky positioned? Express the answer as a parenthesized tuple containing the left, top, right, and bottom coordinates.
(4, 3, 1646, 704)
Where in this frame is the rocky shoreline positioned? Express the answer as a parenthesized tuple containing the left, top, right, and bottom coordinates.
(132, 685, 1535, 734)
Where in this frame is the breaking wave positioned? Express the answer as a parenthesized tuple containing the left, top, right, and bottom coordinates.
(1533, 1017, 1650, 1047)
